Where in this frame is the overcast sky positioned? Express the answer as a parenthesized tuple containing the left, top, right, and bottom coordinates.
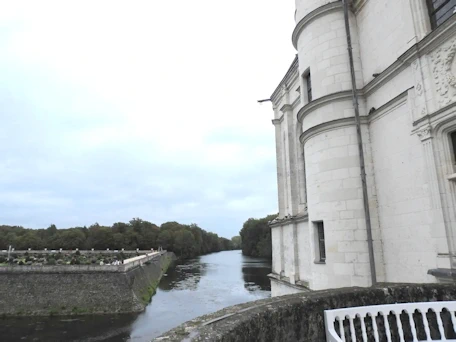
(0, 0, 296, 238)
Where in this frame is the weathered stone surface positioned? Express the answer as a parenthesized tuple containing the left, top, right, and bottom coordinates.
(156, 283, 456, 341)
(0, 252, 176, 316)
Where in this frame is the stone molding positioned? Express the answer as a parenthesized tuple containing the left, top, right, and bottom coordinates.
(364, 16, 456, 97)
(413, 99, 456, 127)
(368, 89, 411, 123)
(269, 212, 309, 228)
(299, 117, 367, 145)
(417, 125, 433, 141)
(271, 116, 284, 126)
(292, 1, 344, 49)
(297, 90, 358, 124)
(271, 56, 299, 104)
(298, 89, 410, 145)
(268, 273, 310, 290)
(280, 104, 293, 113)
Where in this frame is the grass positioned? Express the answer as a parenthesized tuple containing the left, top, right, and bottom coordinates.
(71, 306, 88, 315)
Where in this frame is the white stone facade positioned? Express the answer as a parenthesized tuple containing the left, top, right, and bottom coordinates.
(269, 0, 456, 296)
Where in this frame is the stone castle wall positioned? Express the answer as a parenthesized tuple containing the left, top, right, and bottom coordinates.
(0, 252, 175, 316)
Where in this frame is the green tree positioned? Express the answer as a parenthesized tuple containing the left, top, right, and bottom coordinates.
(157, 230, 174, 250)
(231, 236, 242, 249)
(239, 214, 276, 258)
(173, 229, 196, 258)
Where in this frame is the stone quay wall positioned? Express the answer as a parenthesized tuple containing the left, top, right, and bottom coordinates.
(156, 283, 456, 342)
(0, 251, 176, 316)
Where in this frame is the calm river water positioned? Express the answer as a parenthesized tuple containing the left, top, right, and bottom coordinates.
(0, 250, 271, 342)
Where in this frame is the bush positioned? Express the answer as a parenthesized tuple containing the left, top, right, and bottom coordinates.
(47, 258, 56, 265)
(70, 258, 80, 265)
(55, 253, 62, 260)
(18, 261, 24, 266)
(75, 250, 81, 256)
(0, 256, 6, 263)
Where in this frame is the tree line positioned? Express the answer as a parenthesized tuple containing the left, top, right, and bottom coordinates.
(0, 219, 239, 259)
(239, 214, 276, 259)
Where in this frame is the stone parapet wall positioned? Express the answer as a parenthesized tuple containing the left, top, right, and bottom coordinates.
(0, 252, 175, 316)
(0, 251, 166, 273)
(0, 249, 157, 255)
(156, 283, 456, 341)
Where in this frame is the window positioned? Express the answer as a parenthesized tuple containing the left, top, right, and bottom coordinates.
(427, 0, 456, 29)
(316, 222, 326, 263)
(306, 72, 312, 102)
(451, 131, 456, 164)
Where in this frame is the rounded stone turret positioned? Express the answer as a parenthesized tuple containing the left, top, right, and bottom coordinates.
(295, 0, 340, 23)
(293, 0, 377, 290)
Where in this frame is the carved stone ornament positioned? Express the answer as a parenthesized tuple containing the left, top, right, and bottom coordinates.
(281, 84, 289, 97)
(417, 125, 433, 141)
(416, 82, 423, 96)
(431, 39, 456, 107)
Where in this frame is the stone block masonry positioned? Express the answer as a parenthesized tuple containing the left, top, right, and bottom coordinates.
(157, 283, 456, 341)
(0, 252, 176, 316)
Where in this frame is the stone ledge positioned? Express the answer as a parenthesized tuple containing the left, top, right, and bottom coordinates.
(155, 283, 456, 341)
(428, 268, 456, 281)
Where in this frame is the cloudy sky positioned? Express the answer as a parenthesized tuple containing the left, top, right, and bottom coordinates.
(0, 0, 296, 238)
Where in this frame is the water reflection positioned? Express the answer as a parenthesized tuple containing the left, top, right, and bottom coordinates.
(242, 256, 272, 292)
(157, 261, 208, 291)
(0, 250, 271, 342)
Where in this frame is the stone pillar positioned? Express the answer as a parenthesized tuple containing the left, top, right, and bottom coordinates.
(280, 225, 285, 276)
(417, 125, 454, 267)
(293, 221, 300, 283)
(282, 104, 300, 216)
(272, 116, 286, 218)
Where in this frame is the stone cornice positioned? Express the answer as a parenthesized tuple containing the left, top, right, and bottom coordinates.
(414, 98, 456, 127)
(300, 117, 368, 145)
(269, 212, 309, 228)
(368, 88, 410, 123)
(271, 56, 299, 104)
(297, 90, 360, 123)
(268, 273, 311, 291)
(271, 114, 284, 126)
(291, 95, 301, 110)
(299, 89, 411, 144)
(280, 104, 293, 113)
(363, 16, 456, 97)
(292, 1, 344, 50)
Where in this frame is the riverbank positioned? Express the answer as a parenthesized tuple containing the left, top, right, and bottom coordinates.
(0, 250, 271, 341)
(0, 251, 176, 317)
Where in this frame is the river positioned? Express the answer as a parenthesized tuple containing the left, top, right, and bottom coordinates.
(0, 250, 271, 342)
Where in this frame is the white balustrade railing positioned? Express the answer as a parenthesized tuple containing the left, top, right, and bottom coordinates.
(325, 301, 456, 342)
